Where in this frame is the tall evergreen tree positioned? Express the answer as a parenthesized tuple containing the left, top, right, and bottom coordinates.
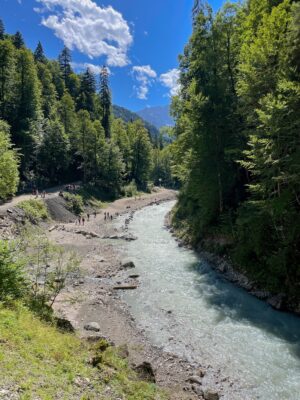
(34, 41, 46, 64)
(36, 62, 57, 119)
(0, 19, 5, 40)
(99, 66, 111, 139)
(13, 31, 24, 49)
(13, 48, 41, 173)
(58, 46, 72, 86)
(128, 120, 153, 188)
(77, 68, 96, 115)
(0, 39, 15, 121)
(37, 119, 69, 184)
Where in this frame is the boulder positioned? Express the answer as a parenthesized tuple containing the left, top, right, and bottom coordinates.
(121, 261, 135, 269)
(204, 389, 219, 400)
(84, 322, 100, 332)
(56, 317, 75, 332)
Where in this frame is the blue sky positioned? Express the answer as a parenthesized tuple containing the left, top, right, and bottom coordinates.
(0, 0, 228, 112)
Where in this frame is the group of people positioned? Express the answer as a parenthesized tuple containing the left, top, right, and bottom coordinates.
(104, 211, 113, 221)
(32, 188, 46, 198)
(75, 211, 97, 226)
(74, 209, 121, 225)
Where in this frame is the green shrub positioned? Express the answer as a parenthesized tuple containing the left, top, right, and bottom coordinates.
(0, 240, 28, 301)
(63, 192, 84, 215)
(123, 180, 138, 197)
(18, 199, 48, 222)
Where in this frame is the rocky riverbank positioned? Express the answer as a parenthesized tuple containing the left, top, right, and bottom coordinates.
(165, 213, 300, 316)
(43, 189, 223, 400)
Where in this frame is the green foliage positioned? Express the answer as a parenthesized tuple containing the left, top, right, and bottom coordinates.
(63, 192, 84, 215)
(0, 303, 166, 399)
(123, 180, 138, 197)
(172, 0, 300, 302)
(18, 199, 49, 222)
(0, 240, 27, 301)
(99, 66, 112, 138)
(0, 28, 161, 203)
(128, 120, 153, 188)
(0, 120, 19, 200)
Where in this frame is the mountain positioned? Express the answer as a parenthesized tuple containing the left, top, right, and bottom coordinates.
(136, 105, 174, 129)
(112, 105, 159, 139)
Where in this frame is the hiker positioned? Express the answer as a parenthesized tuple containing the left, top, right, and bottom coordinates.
(87, 213, 90, 221)
(82, 217, 85, 226)
(78, 217, 81, 225)
(35, 189, 39, 198)
(94, 211, 97, 218)
(43, 190, 46, 198)
(104, 212, 107, 221)
(110, 215, 113, 221)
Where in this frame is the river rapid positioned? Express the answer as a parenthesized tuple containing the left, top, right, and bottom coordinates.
(119, 201, 300, 400)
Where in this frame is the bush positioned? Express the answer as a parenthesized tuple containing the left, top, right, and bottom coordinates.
(18, 199, 48, 222)
(63, 192, 84, 215)
(0, 240, 28, 301)
(123, 180, 138, 197)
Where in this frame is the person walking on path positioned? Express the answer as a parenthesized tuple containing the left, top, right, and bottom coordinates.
(87, 213, 90, 221)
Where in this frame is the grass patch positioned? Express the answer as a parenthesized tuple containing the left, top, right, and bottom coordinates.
(18, 200, 49, 223)
(0, 303, 167, 400)
(77, 185, 110, 208)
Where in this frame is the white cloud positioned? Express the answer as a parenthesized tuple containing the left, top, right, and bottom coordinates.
(35, 0, 133, 67)
(71, 62, 110, 75)
(132, 65, 157, 100)
(159, 68, 181, 97)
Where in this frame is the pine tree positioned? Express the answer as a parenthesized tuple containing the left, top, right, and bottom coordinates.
(77, 68, 96, 115)
(13, 31, 24, 49)
(128, 120, 153, 188)
(13, 48, 41, 173)
(58, 91, 77, 136)
(36, 62, 57, 118)
(0, 39, 15, 121)
(99, 66, 111, 139)
(58, 46, 72, 86)
(0, 19, 5, 40)
(34, 41, 46, 63)
(37, 119, 70, 184)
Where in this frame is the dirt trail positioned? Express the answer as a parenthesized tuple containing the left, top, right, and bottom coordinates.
(0, 183, 71, 213)
(47, 188, 208, 399)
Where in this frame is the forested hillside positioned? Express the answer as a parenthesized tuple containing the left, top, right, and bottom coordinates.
(171, 0, 300, 308)
(112, 105, 160, 140)
(0, 23, 173, 199)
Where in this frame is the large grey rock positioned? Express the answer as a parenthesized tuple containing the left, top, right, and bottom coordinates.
(204, 389, 219, 400)
(84, 322, 100, 332)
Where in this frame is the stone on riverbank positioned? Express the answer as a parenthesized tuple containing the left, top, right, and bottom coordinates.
(204, 389, 219, 400)
(84, 322, 100, 332)
(121, 261, 135, 269)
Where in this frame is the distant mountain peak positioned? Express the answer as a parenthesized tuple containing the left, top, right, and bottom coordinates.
(137, 105, 174, 129)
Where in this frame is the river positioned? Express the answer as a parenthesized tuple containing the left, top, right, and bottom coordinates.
(118, 201, 300, 400)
